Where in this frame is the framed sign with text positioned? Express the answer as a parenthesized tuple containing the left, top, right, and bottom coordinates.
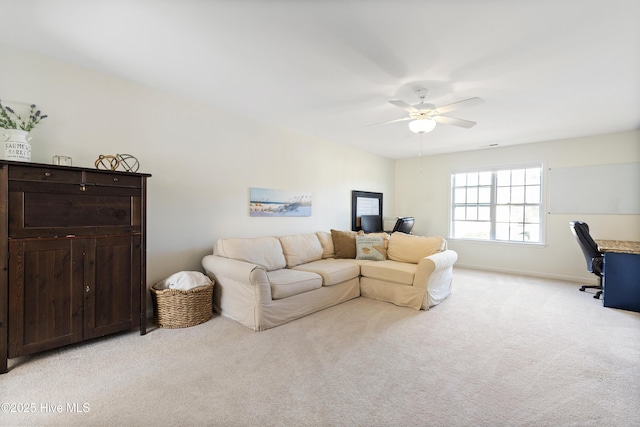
(351, 190, 383, 231)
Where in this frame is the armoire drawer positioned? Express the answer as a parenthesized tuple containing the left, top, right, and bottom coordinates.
(85, 171, 142, 188)
(8, 165, 82, 184)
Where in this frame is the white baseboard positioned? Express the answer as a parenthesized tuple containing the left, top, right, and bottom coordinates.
(454, 263, 600, 285)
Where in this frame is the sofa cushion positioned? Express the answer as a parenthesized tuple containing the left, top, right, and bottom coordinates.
(292, 259, 360, 286)
(279, 233, 323, 268)
(360, 260, 417, 285)
(315, 231, 335, 258)
(267, 269, 323, 299)
(214, 236, 286, 271)
(355, 235, 385, 261)
(387, 233, 447, 264)
(330, 229, 363, 259)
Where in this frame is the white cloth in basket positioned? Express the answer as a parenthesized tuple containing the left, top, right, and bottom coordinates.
(155, 271, 212, 291)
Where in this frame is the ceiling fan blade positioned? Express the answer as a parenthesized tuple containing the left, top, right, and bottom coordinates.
(389, 99, 419, 113)
(435, 97, 484, 114)
(434, 115, 477, 128)
(365, 116, 412, 127)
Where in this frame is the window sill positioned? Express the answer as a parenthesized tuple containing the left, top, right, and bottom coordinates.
(447, 238, 547, 248)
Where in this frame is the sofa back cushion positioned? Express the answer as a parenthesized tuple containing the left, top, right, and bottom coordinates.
(387, 233, 447, 264)
(214, 236, 286, 271)
(315, 231, 335, 258)
(279, 233, 324, 268)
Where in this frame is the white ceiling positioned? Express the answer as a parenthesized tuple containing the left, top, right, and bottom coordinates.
(1, 0, 639, 159)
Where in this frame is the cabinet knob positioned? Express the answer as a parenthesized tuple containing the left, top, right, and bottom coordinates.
(80, 184, 86, 192)
(113, 177, 119, 182)
(86, 285, 90, 293)
(44, 172, 51, 177)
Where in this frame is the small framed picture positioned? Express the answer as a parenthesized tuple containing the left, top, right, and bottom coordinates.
(52, 155, 72, 166)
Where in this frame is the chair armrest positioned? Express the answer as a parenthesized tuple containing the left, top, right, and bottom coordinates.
(413, 250, 458, 290)
(202, 255, 272, 303)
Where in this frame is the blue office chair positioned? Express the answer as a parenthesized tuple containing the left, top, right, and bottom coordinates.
(569, 221, 603, 299)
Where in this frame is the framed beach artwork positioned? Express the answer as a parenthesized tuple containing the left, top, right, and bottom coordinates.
(250, 187, 312, 217)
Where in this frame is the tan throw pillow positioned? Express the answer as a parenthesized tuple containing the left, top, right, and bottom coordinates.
(387, 232, 446, 264)
(330, 229, 362, 259)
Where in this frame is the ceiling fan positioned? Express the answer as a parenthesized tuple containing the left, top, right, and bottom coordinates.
(373, 89, 485, 134)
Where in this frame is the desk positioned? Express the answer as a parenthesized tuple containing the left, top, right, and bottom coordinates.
(596, 240, 640, 313)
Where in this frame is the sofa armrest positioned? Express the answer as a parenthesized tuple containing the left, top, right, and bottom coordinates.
(412, 250, 458, 290)
(413, 250, 458, 309)
(202, 254, 272, 304)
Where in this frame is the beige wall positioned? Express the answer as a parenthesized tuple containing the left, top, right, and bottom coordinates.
(0, 44, 395, 285)
(3, 43, 638, 287)
(395, 131, 640, 283)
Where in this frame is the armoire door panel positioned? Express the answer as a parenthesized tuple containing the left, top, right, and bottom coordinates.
(8, 239, 83, 357)
(84, 236, 140, 339)
(23, 193, 132, 228)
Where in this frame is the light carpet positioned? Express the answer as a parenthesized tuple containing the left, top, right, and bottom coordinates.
(1, 268, 639, 426)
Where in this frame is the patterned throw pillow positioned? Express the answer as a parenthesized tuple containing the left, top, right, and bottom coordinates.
(355, 235, 385, 261)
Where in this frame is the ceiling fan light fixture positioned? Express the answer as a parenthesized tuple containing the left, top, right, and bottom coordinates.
(409, 118, 436, 134)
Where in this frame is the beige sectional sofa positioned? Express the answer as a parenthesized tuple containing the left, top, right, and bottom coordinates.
(201, 230, 457, 331)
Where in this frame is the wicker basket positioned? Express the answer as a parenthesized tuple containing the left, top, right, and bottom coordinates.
(150, 282, 214, 328)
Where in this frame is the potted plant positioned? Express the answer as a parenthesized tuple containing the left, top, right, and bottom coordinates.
(0, 100, 48, 162)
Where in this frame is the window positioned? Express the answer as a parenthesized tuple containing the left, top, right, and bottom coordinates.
(451, 165, 543, 243)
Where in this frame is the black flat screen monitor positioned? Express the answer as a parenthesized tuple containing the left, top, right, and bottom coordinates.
(360, 215, 382, 233)
(392, 217, 415, 234)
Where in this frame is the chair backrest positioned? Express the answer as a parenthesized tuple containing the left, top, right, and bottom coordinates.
(392, 217, 415, 234)
(360, 215, 382, 233)
(569, 221, 602, 273)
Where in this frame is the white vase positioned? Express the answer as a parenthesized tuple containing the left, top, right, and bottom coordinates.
(2, 129, 32, 162)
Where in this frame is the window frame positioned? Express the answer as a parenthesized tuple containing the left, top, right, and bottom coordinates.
(449, 162, 546, 245)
